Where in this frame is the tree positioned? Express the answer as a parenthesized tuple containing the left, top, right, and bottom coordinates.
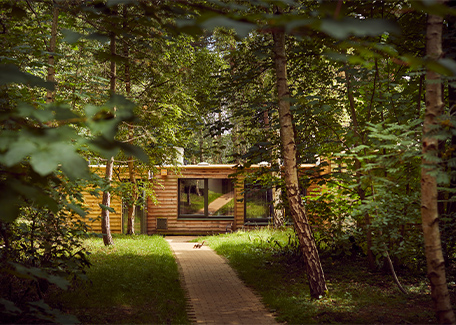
(271, 6, 327, 299)
(46, 3, 58, 104)
(100, 5, 118, 246)
(0, 1, 146, 320)
(421, 4, 456, 323)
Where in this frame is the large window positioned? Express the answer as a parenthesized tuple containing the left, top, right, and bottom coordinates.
(244, 184, 273, 223)
(178, 178, 234, 218)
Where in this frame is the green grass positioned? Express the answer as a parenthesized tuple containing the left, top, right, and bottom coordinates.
(196, 228, 439, 324)
(45, 229, 447, 324)
(47, 234, 189, 324)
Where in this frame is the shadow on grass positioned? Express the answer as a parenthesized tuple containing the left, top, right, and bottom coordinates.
(47, 235, 190, 324)
(202, 232, 436, 324)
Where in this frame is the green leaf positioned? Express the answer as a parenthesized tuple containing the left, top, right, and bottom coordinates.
(0, 64, 54, 90)
(319, 18, 399, 40)
(30, 147, 61, 176)
(88, 119, 118, 139)
(201, 16, 255, 38)
(99, 204, 115, 213)
(88, 138, 120, 158)
(54, 106, 80, 120)
(0, 191, 20, 222)
(61, 29, 82, 44)
(434, 58, 456, 76)
(18, 104, 54, 122)
(45, 275, 70, 290)
(1, 138, 37, 167)
(87, 32, 110, 43)
(119, 143, 149, 163)
(323, 51, 348, 62)
(9, 262, 70, 289)
(11, 5, 27, 19)
(60, 152, 90, 180)
(66, 203, 88, 217)
(0, 298, 21, 315)
(411, 1, 456, 17)
(107, 0, 135, 6)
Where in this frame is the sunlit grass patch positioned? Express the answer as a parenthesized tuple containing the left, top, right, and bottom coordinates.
(47, 234, 189, 324)
(197, 228, 435, 324)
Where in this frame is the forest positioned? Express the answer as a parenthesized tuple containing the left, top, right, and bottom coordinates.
(0, 0, 455, 323)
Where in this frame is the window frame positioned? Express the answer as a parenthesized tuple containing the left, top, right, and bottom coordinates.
(177, 178, 234, 220)
(243, 181, 274, 224)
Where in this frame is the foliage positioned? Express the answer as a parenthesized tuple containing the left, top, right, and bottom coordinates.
(304, 182, 361, 256)
(0, 175, 92, 323)
(348, 121, 424, 269)
(1, 0, 456, 321)
(0, 0, 147, 320)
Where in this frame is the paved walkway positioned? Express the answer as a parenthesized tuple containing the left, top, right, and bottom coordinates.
(166, 236, 277, 325)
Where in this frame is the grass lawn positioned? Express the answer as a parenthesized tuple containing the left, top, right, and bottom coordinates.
(196, 228, 445, 324)
(47, 234, 189, 324)
(45, 229, 453, 324)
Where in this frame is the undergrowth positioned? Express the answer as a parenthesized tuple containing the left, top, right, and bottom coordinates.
(197, 228, 441, 324)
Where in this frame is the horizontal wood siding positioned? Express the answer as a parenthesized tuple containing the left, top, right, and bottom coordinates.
(78, 165, 145, 234)
(148, 166, 241, 235)
(82, 190, 122, 234)
(81, 164, 327, 235)
(147, 176, 178, 233)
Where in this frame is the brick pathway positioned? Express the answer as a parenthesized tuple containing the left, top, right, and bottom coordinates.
(166, 236, 278, 325)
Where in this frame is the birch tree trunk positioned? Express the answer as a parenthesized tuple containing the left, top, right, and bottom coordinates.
(123, 5, 137, 235)
(126, 156, 137, 235)
(263, 104, 284, 227)
(101, 27, 117, 246)
(45, 5, 58, 104)
(101, 156, 115, 246)
(422, 6, 455, 323)
(272, 17, 327, 299)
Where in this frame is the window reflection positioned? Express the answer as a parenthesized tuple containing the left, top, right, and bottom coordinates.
(207, 179, 234, 216)
(245, 184, 273, 221)
(178, 178, 234, 218)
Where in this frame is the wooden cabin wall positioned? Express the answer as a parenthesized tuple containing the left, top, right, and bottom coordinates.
(148, 166, 240, 235)
(80, 163, 330, 236)
(80, 165, 148, 234)
(82, 190, 122, 233)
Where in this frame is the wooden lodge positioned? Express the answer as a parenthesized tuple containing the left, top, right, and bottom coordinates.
(82, 163, 329, 235)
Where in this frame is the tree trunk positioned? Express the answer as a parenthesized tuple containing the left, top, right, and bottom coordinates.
(46, 5, 58, 104)
(126, 154, 137, 235)
(264, 109, 284, 227)
(124, 5, 137, 235)
(101, 25, 117, 246)
(272, 18, 327, 299)
(422, 7, 456, 324)
(101, 156, 115, 246)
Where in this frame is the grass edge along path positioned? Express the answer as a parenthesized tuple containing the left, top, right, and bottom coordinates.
(47, 234, 190, 324)
(197, 228, 437, 324)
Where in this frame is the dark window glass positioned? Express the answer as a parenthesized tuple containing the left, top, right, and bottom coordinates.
(244, 184, 273, 222)
(179, 179, 206, 217)
(178, 178, 234, 218)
